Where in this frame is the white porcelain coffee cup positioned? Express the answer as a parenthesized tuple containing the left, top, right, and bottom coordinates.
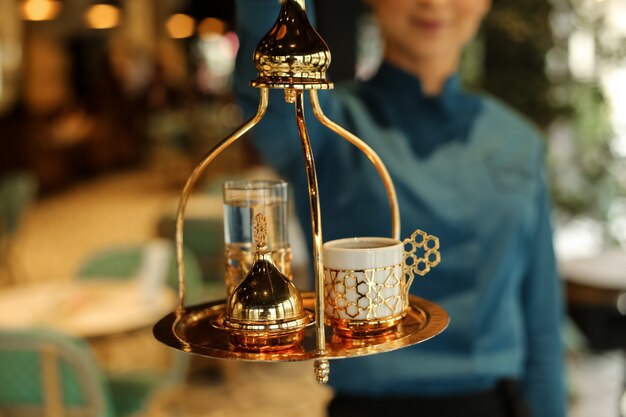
(323, 231, 441, 337)
(323, 237, 407, 337)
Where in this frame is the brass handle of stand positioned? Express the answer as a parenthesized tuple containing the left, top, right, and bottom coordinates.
(174, 88, 268, 311)
(309, 90, 401, 240)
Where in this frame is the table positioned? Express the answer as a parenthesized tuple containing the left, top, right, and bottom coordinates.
(560, 248, 626, 350)
(141, 361, 332, 417)
(560, 250, 626, 417)
(0, 279, 176, 339)
(560, 249, 626, 291)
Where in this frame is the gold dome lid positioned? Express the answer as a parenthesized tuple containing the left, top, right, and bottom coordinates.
(224, 214, 309, 351)
(251, 0, 333, 90)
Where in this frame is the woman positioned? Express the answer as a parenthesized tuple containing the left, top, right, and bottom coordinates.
(234, 1, 566, 416)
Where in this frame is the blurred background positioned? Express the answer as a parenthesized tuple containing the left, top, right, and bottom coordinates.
(0, 0, 625, 416)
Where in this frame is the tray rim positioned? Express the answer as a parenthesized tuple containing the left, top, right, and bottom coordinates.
(153, 292, 449, 362)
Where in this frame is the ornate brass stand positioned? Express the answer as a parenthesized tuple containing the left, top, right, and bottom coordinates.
(153, 0, 448, 383)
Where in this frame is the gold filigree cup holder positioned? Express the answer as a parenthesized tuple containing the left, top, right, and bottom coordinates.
(153, 0, 448, 383)
(323, 231, 441, 338)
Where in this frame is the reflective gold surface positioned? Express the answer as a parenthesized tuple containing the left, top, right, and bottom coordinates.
(294, 90, 329, 381)
(328, 315, 407, 338)
(223, 254, 309, 351)
(223, 213, 309, 351)
(227, 329, 307, 352)
(225, 244, 292, 296)
(225, 256, 308, 326)
(153, 293, 449, 361)
(251, 0, 333, 90)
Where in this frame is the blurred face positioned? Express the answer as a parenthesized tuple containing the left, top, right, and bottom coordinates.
(371, 0, 490, 68)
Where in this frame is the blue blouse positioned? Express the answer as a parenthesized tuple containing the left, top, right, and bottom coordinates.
(234, 2, 566, 417)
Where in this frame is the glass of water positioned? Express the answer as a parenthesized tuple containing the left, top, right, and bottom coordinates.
(223, 179, 292, 295)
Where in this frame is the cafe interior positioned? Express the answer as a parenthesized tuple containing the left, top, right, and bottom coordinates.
(0, 0, 625, 416)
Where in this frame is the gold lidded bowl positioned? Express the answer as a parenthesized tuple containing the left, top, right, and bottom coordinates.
(224, 213, 309, 351)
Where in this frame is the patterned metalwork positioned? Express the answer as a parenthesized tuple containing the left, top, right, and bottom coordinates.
(324, 264, 406, 337)
(324, 266, 403, 320)
(253, 213, 268, 249)
(402, 229, 441, 305)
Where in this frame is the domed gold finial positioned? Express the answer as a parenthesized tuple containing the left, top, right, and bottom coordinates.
(251, 0, 333, 90)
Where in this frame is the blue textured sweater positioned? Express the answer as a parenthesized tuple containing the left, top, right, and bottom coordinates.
(234, 2, 566, 416)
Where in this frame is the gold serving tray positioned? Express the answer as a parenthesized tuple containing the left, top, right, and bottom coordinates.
(153, 292, 448, 361)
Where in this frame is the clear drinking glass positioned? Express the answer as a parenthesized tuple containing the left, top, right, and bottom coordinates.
(223, 179, 292, 295)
